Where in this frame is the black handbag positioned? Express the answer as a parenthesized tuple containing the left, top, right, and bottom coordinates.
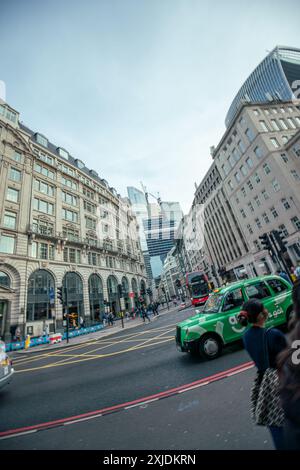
(250, 328, 285, 426)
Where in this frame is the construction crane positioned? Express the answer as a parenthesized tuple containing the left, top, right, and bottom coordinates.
(140, 182, 162, 208)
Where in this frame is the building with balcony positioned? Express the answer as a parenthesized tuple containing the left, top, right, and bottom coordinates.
(0, 99, 147, 341)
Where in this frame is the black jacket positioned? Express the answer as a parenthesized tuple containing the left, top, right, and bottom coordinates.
(280, 363, 300, 450)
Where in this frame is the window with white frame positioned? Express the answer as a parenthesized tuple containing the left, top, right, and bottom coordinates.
(259, 120, 269, 132)
(246, 157, 254, 169)
(270, 138, 280, 148)
(263, 163, 271, 175)
(12, 151, 23, 163)
(61, 176, 77, 191)
(33, 198, 54, 215)
(271, 119, 280, 131)
(291, 170, 300, 181)
(0, 234, 15, 253)
(34, 163, 55, 180)
(272, 179, 281, 192)
(291, 216, 300, 231)
(287, 118, 296, 129)
(9, 167, 21, 182)
(3, 211, 17, 229)
(35, 179, 55, 197)
(279, 118, 288, 130)
(62, 191, 78, 206)
(262, 212, 270, 224)
(270, 207, 278, 219)
(281, 198, 291, 210)
(62, 208, 78, 223)
(6, 187, 19, 203)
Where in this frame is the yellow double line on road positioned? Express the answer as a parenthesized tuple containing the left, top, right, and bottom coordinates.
(14, 325, 176, 373)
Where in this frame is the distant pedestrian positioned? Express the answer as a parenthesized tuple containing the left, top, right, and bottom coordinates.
(141, 306, 151, 323)
(290, 267, 297, 284)
(79, 316, 85, 328)
(42, 321, 49, 337)
(15, 326, 22, 342)
(278, 281, 300, 449)
(238, 299, 287, 450)
(276, 270, 292, 285)
(108, 311, 114, 326)
(102, 312, 108, 327)
(294, 261, 300, 281)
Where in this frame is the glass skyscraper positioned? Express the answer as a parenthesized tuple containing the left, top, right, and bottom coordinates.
(225, 46, 300, 128)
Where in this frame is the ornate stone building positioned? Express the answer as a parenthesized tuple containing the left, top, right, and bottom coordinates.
(0, 99, 147, 341)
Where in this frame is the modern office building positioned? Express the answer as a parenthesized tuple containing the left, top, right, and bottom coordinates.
(171, 47, 300, 284)
(226, 46, 300, 128)
(0, 99, 147, 341)
(127, 186, 183, 280)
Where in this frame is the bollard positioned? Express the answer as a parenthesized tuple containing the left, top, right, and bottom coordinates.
(25, 335, 31, 350)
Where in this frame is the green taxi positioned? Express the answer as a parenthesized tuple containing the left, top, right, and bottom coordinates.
(176, 275, 293, 360)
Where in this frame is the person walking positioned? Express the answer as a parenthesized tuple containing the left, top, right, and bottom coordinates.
(79, 316, 85, 329)
(238, 299, 287, 450)
(276, 270, 292, 285)
(278, 281, 300, 449)
(141, 305, 151, 323)
(107, 310, 114, 327)
(102, 312, 108, 327)
(294, 261, 300, 281)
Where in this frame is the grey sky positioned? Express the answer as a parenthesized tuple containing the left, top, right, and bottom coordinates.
(1, 0, 299, 212)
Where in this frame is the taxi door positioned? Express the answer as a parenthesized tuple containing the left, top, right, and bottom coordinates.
(221, 287, 247, 344)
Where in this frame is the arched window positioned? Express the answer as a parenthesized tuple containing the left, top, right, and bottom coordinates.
(89, 274, 104, 322)
(27, 270, 55, 321)
(131, 278, 138, 308)
(122, 277, 130, 310)
(107, 275, 120, 315)
(0, 271, 10, 288)
(63, 272, 84, 317)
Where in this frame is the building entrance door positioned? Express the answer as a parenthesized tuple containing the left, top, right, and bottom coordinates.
(0, 301, 8, 340)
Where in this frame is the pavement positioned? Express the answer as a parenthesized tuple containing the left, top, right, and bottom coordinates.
(13, 304, 181, 355)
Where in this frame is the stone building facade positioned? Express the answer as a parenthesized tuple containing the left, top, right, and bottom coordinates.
(0, 100, 147, 341)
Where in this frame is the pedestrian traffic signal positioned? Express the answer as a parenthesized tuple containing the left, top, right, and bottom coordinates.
(259, 233, 272, 251)
(211, 265, 218, 278)
(272, 230, 288, 253)
(118, 284, 123, 298)
(218, 266, 226, 277)
(57, 286, 64, 305)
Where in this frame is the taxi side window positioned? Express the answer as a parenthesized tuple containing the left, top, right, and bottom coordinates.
(267, 279, 288, 295)
(245, 282, 271, 300)
(222, 288, 244, 311)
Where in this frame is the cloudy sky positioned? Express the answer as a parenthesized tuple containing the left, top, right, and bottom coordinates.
(1, 0, 299, 212)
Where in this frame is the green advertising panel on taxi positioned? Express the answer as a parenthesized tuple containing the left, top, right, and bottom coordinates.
(175, 275, 293, 360)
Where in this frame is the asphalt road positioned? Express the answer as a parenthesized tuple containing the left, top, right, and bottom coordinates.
(0, 306, 261, 450)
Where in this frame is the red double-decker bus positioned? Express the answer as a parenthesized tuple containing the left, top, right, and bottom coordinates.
(186, 271, 210, 306)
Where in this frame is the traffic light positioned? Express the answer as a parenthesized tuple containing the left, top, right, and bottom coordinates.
(218, 266, 226, 277)
(258, 233, 272, 251)
(175, 279, 181, 288)
(272, 230, 288, 253)
(57, 286, 64, 305)
(211, 265, 217, 278)
(118, 284, 123, 298)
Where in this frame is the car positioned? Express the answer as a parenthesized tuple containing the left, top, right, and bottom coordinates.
(0, 340, 14, 390)
(176, 275, 293, 360)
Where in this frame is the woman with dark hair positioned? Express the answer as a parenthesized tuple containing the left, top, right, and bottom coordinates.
(278, 281, 300, 450)
(238, 299, 287, 449)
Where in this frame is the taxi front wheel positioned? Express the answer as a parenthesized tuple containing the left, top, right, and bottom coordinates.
(199, 334, 222, 360)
